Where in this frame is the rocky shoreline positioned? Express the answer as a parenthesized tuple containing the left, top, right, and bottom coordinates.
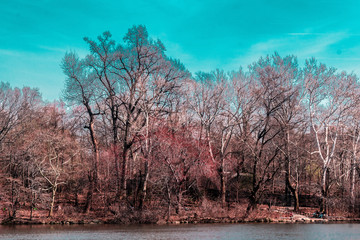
(2, 205, 359, 225)
(2, 215, 360, 225)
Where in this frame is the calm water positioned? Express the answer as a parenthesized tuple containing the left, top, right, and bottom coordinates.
(0, 223, 360, 240)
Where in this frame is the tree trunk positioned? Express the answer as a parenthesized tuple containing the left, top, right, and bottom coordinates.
(84, 172, 93, 213)
(139, 162, 149, 210)
(166, 183, 171, 220)
(246, 192, 257, 216)
(49, 186, 57, 218)
(220, 158, 226, 207)
(248, 156, 259, 214)
(293, 190, 300, 212)
(29, 191, 35, 221)
(84, 103, 100, 210)
(284, 129, 299, 211)
(176, 190, 182, 214)
(30, 205, 33, 221)
(111, 105, 121, 198)
(139, 112, 150, 210)
(320, 168, 328, 213)
(247, 157, 259, 216)
(285, 182, 291, 206)
(120, 117, 131, 196)
(114, 144, 121, 197)
(350, 157, 356, 212)
(286, 161, 299, 212)
(121, 144, 129, 195)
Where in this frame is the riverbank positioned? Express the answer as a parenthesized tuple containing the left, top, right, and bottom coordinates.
(2, 203, 359, 225)
(3, 222, 360, 240)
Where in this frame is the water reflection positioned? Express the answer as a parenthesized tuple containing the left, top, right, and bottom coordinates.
(0, 223, 359, 240)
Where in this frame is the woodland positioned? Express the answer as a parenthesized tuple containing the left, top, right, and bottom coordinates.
(1, 25, 360, 223)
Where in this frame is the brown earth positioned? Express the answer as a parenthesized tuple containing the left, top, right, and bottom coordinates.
(1, 201, 358, 225)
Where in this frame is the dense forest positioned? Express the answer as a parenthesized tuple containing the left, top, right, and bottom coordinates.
(1, 25, 360, 223)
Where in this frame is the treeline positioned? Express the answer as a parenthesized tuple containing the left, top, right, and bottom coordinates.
(1, 25, 360, 220)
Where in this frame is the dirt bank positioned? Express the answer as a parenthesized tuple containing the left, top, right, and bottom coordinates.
(2, 203, 359, 225)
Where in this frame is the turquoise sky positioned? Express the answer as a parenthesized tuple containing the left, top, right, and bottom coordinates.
(2, 0, 360, 101)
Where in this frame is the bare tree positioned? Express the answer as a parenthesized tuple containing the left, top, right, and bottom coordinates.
(188, 71, 231, 206)
(0, 83, 41, 145)
(153, 124, 200, 214)
(304, 59, 359, 212)
(267, 53, 303, 212)
(62, 52, 102, 212)
(19, 103, 80, 217)
(83, 26, 188, 200)
(244, 55, 294, 212)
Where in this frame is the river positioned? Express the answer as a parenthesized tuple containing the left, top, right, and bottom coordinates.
(0, 223, 359, 240)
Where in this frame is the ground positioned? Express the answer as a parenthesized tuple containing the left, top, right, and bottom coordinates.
(1, 201, 358, 225)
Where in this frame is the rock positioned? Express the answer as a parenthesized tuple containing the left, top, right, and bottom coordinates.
(156, 219, 167, 225)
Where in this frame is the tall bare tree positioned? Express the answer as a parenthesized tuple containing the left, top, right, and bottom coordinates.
(304, 59, 360, 212)
(82, 26, 189, 201)
(244, 55, 296, 212)
(62, 52, 102, 212)
(188, 71, 231, 206)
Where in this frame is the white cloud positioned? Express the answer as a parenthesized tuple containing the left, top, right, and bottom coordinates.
(223, 32, 350, 71)
(0, 49, 22, 57)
